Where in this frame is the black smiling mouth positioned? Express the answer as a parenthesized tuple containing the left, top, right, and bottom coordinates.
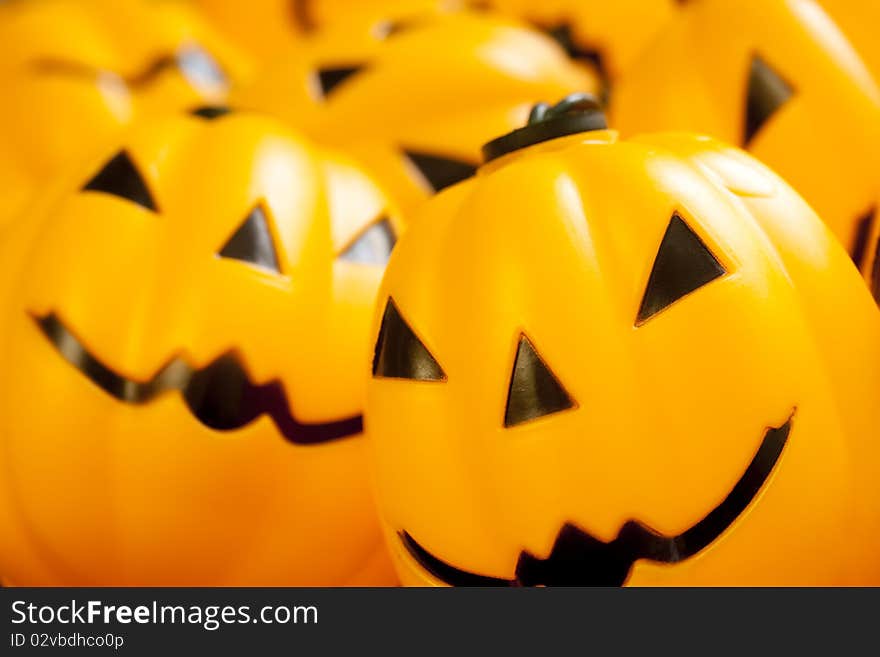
(34, 312, 362, 445)
(400, 411, 794, 586)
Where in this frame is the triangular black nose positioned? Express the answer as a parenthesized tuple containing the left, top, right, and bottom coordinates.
(504, 334, 575, 427)
(316, 65, 364, 97)
(218, 204, 280, 273)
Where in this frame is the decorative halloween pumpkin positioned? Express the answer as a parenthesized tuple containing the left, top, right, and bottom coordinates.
(0, 109, 401, 586)
(366, 96, 880, 586)
(238, 11, 596, 215)
(820, 0, 880, 85)
(195, 0, 460, 61)
(610, 0, 880, 266)
(485, 0, 679, 91)
(0, 0, 250, 222)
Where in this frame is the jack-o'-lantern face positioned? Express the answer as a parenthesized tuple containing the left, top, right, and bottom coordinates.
(0, 110, 401, 586)
(366, 107, 880, 586)
(0, 0, 249, 221)
(237, 11, 597, 215)
(610, 0, 880, 266)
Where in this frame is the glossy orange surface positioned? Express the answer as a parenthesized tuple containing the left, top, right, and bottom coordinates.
(0, 111, 400, 586)
(367, 126, 880, 586)
(0, 0, 250, 222)
(611, 0, 880, 260)
(238, 11, 597, 216)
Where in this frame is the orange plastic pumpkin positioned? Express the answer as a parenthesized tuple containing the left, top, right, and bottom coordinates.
(366, 99, 880, 586)
(238, 11, 596, 215)
(485, 0, 679, 87)
(610, 0, 880, 265)
(0, 109, 400, 586)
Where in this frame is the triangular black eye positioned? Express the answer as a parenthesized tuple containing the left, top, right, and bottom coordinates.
(373, 298, 446, 381)
(191, 105, 232, 120)
(316, 65, 364, 97)
(218, 204, 281, 273)
(504, 334, 575, 428)
(744, 54, 794, 146)
(851, 205, 876, 268)
(403, 150, 477, 193)
(636, 213, 726, 325)
(339, 218, 397, 265)
(82, 150, 157, 211)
